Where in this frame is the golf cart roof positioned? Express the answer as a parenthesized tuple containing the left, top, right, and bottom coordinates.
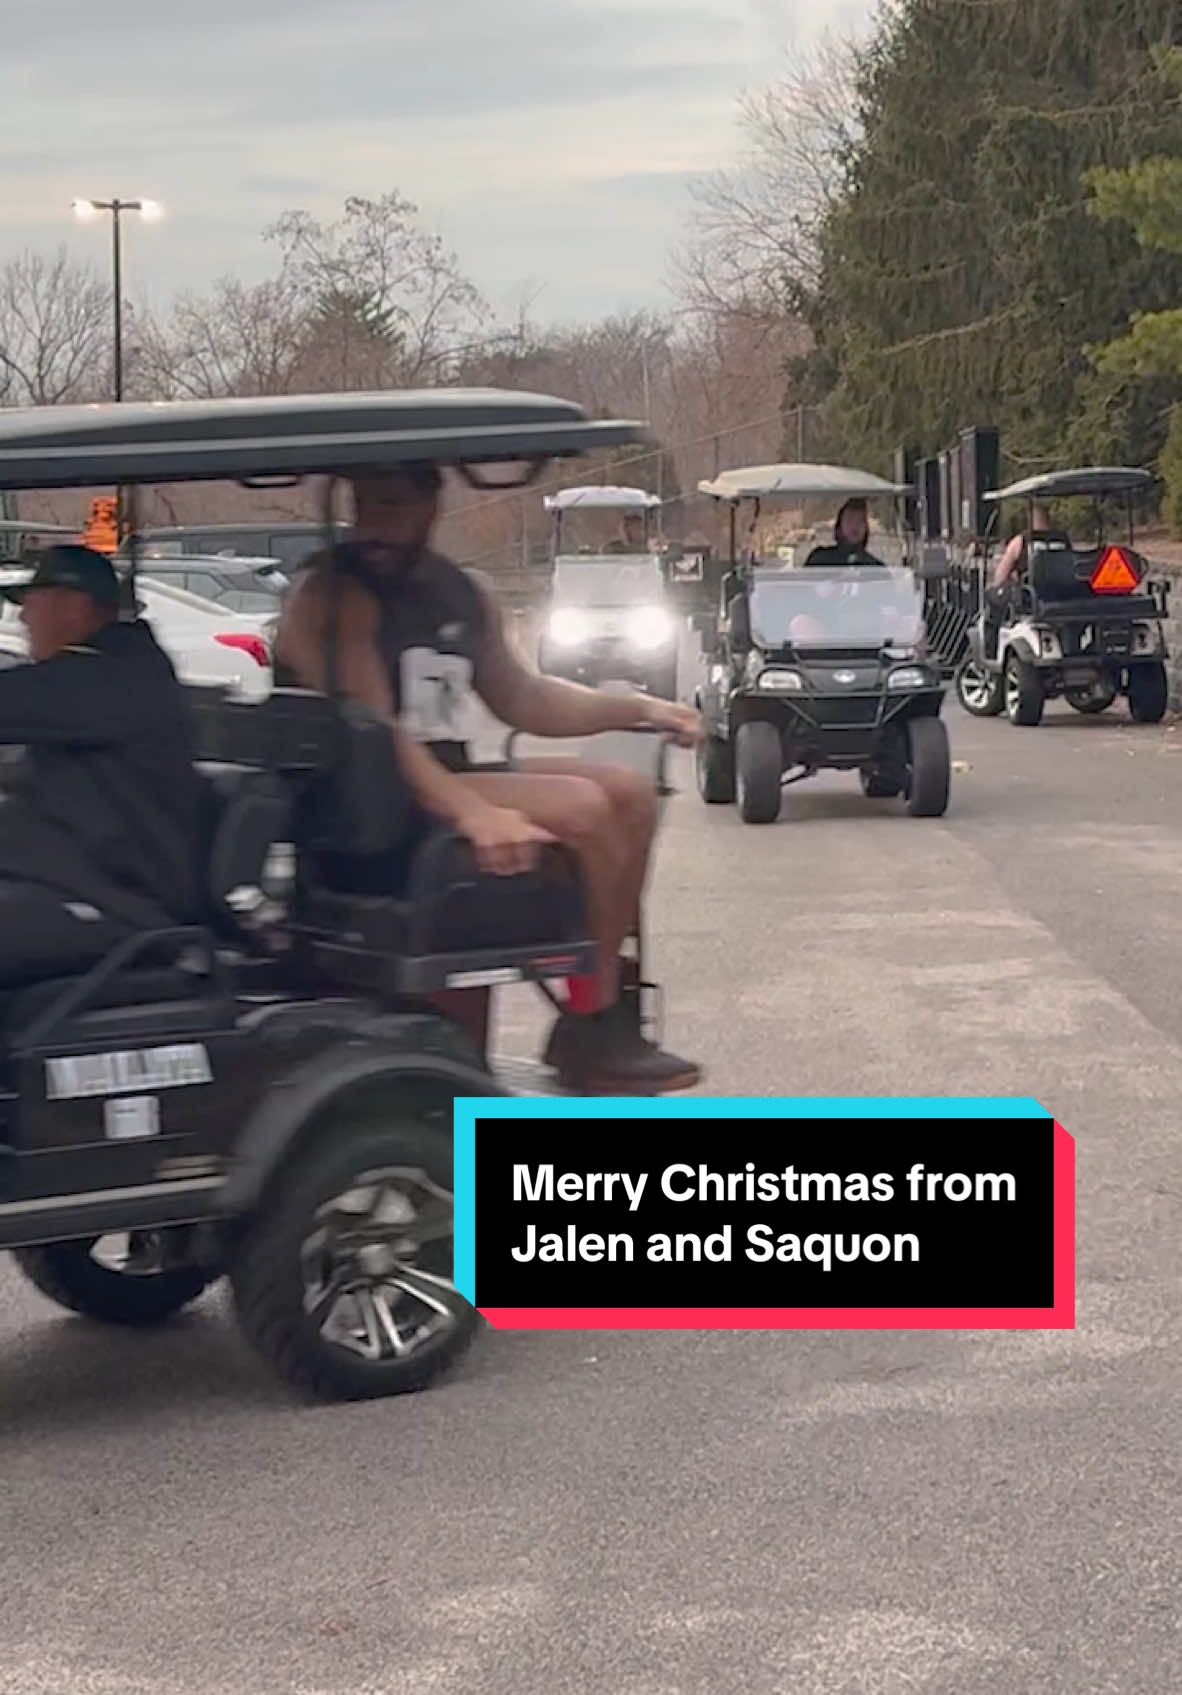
(543, 485, 662, 512)
(985, 466, 1157, 503)
(0, 390, 650, 492)
(699, 463, 911, 502)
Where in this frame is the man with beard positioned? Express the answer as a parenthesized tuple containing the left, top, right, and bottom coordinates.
(276, 465, 702, 1094)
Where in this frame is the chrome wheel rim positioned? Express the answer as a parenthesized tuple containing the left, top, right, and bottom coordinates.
(1004, 663, 1021, 717)
(300, 1167, 462, 1364)
(959, 662, 995, 712)
(91, 1231, 168, 1277)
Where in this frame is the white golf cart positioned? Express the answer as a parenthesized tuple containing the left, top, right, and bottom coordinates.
(955, 467, 1170, 726)
(536, 485, 679, 698)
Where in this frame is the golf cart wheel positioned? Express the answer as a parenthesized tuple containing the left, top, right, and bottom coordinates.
(905, 716, 950, 817)
(1004, 654, 1045, 727)
(1066, 679, 1117, 715)
(12, 1236, 215, 1326)
(734, 721, 783, 824)
(695, 733, 735, 804)
(1127, 662, 1168, 724)
(231, 1110, 478, 1402)
(860, 768, 903, 800)
(956, 658, 1004, 717)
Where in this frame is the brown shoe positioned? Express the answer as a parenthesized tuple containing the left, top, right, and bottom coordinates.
(544, 1004, 702, 1095)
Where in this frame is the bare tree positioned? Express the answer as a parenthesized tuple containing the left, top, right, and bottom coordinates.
(269, 193, 487, 387)
(0, 248, 110, 405)
(135, 274, 310, 400)
(677, 34, 859, 319)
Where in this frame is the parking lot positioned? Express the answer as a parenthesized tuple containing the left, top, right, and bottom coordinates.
(3, 698, 1180, 1695)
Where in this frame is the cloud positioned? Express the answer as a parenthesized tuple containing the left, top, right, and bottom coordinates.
(3, 0, 866, 317)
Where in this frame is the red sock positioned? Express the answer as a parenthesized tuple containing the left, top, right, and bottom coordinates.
(565, 975, 601, 1015)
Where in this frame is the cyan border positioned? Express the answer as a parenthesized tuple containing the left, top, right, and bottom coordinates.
(452, 1095, 1048, 1305)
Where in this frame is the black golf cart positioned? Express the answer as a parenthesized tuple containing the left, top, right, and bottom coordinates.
(694, 463, 950, 824)
(536, 485, 679, 698)
(955, 467, 1170, 727)
(0, 389, 669, 1403)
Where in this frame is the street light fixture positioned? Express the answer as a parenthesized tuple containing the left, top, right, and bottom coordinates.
(70, 197, 162, 400)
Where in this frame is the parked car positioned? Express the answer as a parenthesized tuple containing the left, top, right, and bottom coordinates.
(135, 522, 344, 573)
(117, 550, 290, 616)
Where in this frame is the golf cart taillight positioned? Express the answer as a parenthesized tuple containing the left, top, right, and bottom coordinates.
(215, 632, 270, 667)
(1089, 547, 1141, 594)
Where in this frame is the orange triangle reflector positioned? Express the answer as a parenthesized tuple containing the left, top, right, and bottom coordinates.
(1089, 547, 1140, 594)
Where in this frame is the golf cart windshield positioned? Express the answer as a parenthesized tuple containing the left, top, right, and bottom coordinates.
(553, 555, 665, 606)
(749, 566, 923, 649)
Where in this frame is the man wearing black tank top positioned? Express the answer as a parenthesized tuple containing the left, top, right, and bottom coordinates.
(277, 464, 703, 1094)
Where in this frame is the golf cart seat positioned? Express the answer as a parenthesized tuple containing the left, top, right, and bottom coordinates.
(0, 762, 294, 1049)
(291, 723, 592, 995)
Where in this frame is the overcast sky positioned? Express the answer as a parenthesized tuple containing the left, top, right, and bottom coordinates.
(6, 0, 868, 324)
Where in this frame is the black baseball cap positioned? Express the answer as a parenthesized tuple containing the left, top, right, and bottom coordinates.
(4, 544, 121, 610)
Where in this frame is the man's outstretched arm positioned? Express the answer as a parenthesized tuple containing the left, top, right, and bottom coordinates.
(469, 576, 700, 745)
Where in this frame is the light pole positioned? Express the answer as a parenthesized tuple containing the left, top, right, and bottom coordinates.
(71, 198, 161, 401)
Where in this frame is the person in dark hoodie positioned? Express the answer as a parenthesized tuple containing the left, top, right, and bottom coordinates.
(0, 545, 203, 986)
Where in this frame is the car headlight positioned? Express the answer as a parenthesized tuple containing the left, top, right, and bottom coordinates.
(626, 605, 674, 651)
(548, 607, 591, 647)
(757, 667, 803, 692)
(887, 666, 927, 690)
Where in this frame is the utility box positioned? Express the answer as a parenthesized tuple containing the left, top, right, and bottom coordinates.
(958, 426, 1000, 540)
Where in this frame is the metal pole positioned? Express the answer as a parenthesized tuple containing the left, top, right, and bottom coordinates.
(111, 200, 124, 402)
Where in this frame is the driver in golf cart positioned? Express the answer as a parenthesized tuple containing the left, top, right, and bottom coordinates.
(802, 499, 886, 567)
(984, 502, 1053, 654)
(0, 545, 202, 986)
(276, 463, 703, 1095)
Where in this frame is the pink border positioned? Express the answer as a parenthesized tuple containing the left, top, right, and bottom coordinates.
(480, 1122, 1075, 1332)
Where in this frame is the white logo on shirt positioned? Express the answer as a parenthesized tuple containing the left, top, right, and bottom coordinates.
(399, 646, 475, 743)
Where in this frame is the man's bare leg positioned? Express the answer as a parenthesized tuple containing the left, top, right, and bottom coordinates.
(517, 758, 658, 934)
(452, 765, 697, 1091)
(455, 769, 629, 1006)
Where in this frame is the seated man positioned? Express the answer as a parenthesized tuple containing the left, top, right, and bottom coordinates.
(0, 546, 204, 988)
(604, 513, 651, 555)
(803, 499, 886, 567)
(276, 465, 702, 1095)
(984, 503, 1053, 655)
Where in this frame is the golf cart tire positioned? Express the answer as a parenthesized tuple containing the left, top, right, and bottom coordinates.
(1004, 654, 1045, 727)
(1066, 681, 1117, 715)
(1127, 663, 1168, 724)
(905, 716, 950, 817)
(696, 734, 735, 804)
(12, 1242, 215, 1326)
(735, 721, 783, 824)
(955, 658, 1004, 718)
(231, 1109, 479, 1403)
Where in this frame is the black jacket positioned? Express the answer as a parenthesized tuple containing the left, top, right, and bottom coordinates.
(0, 620, 203, 927)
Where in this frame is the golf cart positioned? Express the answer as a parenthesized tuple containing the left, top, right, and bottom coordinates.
(536, 485, 679, 698)
(0, 389, 672, 1404)
(955, 467, 1170, 726)
(695, 464, 949, 823)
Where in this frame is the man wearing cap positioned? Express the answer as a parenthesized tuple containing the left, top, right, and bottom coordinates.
(0, 545, 203, 986)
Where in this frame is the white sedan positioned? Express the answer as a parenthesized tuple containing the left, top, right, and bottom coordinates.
(0, 568, 273, 700)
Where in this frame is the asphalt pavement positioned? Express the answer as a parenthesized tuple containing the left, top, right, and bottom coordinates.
(3, 697, 1181, 1695)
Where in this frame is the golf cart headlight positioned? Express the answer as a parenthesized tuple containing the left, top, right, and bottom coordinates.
(626, 605, 674, 650)
(887, 666, 927, 690)
(1133, 621, 1161, 655)
(1036, 628, 1060, 659)
(548, 607, 591, 647)
(757, 667, 803, 692)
